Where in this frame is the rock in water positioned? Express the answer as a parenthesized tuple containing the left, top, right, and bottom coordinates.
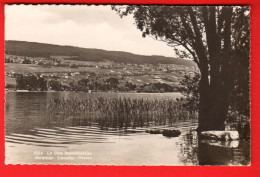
(145, 129, 164, 134)
(162, 129, 181, 137)
(146, 129, 181, 137)
(200, 131, 239, 141)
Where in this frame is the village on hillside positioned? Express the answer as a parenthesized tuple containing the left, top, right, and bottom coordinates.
(5, 54, 198, 93)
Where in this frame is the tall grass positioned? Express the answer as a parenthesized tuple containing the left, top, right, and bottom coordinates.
(47, 95, 198, 128)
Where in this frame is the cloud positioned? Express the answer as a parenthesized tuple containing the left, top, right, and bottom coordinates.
(5, 4, 175, 57)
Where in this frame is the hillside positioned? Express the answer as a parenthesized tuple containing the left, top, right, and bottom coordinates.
(5, 40, 196, 66)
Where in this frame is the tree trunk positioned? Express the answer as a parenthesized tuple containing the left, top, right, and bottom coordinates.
(195, 6, 233, 133)
(197, 75, 210, 132)
(197, 77, 230, 133)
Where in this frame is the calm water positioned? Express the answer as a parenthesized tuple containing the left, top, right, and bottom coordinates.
(5, 92, 250, 165)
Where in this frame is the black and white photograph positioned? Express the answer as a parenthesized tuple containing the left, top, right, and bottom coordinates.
(4, 5, 250, 165)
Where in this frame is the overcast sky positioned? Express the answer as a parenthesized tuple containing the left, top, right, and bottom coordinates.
(5, 5, 175, 57)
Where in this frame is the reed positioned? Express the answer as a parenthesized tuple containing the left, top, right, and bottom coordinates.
(47, 95, 198, 128)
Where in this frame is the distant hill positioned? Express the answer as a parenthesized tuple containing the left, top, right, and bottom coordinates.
(5, 40, 196, 66)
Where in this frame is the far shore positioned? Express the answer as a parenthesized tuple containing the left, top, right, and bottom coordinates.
(5, 89, 182, 94)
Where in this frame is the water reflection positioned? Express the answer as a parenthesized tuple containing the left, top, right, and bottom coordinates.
(5, 92, 48, 135)
(5, 92, 250, 165)
(178, 131, 199, 165)
(198, 139, 250, 166)
(177, 130, 250, 166)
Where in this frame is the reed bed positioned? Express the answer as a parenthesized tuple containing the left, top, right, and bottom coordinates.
(47, 95, 198, 128)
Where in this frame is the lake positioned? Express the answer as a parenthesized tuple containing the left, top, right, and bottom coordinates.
(5, 92, 250, 165)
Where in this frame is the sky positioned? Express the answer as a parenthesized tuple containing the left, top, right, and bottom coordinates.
(5, 5, 175, 57)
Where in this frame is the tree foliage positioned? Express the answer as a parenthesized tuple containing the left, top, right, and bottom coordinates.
(112, 5, 250, 131)
(16, 75, 47, 91)
(106, 77, 119, 88)
(137, 82, 175, 93)
(22, 58, 32, 64)
(112, 6, 249, 66)
(49, 80, 63, 91)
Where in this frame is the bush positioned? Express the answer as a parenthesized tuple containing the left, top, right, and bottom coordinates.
(178, 72, 200, 111)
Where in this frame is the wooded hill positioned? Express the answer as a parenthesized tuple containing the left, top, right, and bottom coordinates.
(5, 40, 196, 66)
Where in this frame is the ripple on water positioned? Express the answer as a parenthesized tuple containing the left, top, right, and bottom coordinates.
(5, 125, 151, 148)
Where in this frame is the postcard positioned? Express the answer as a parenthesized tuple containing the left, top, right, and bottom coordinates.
(4, 4, 250, 166)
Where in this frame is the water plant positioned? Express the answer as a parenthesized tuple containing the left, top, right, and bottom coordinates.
(47, 95, 198, 128)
